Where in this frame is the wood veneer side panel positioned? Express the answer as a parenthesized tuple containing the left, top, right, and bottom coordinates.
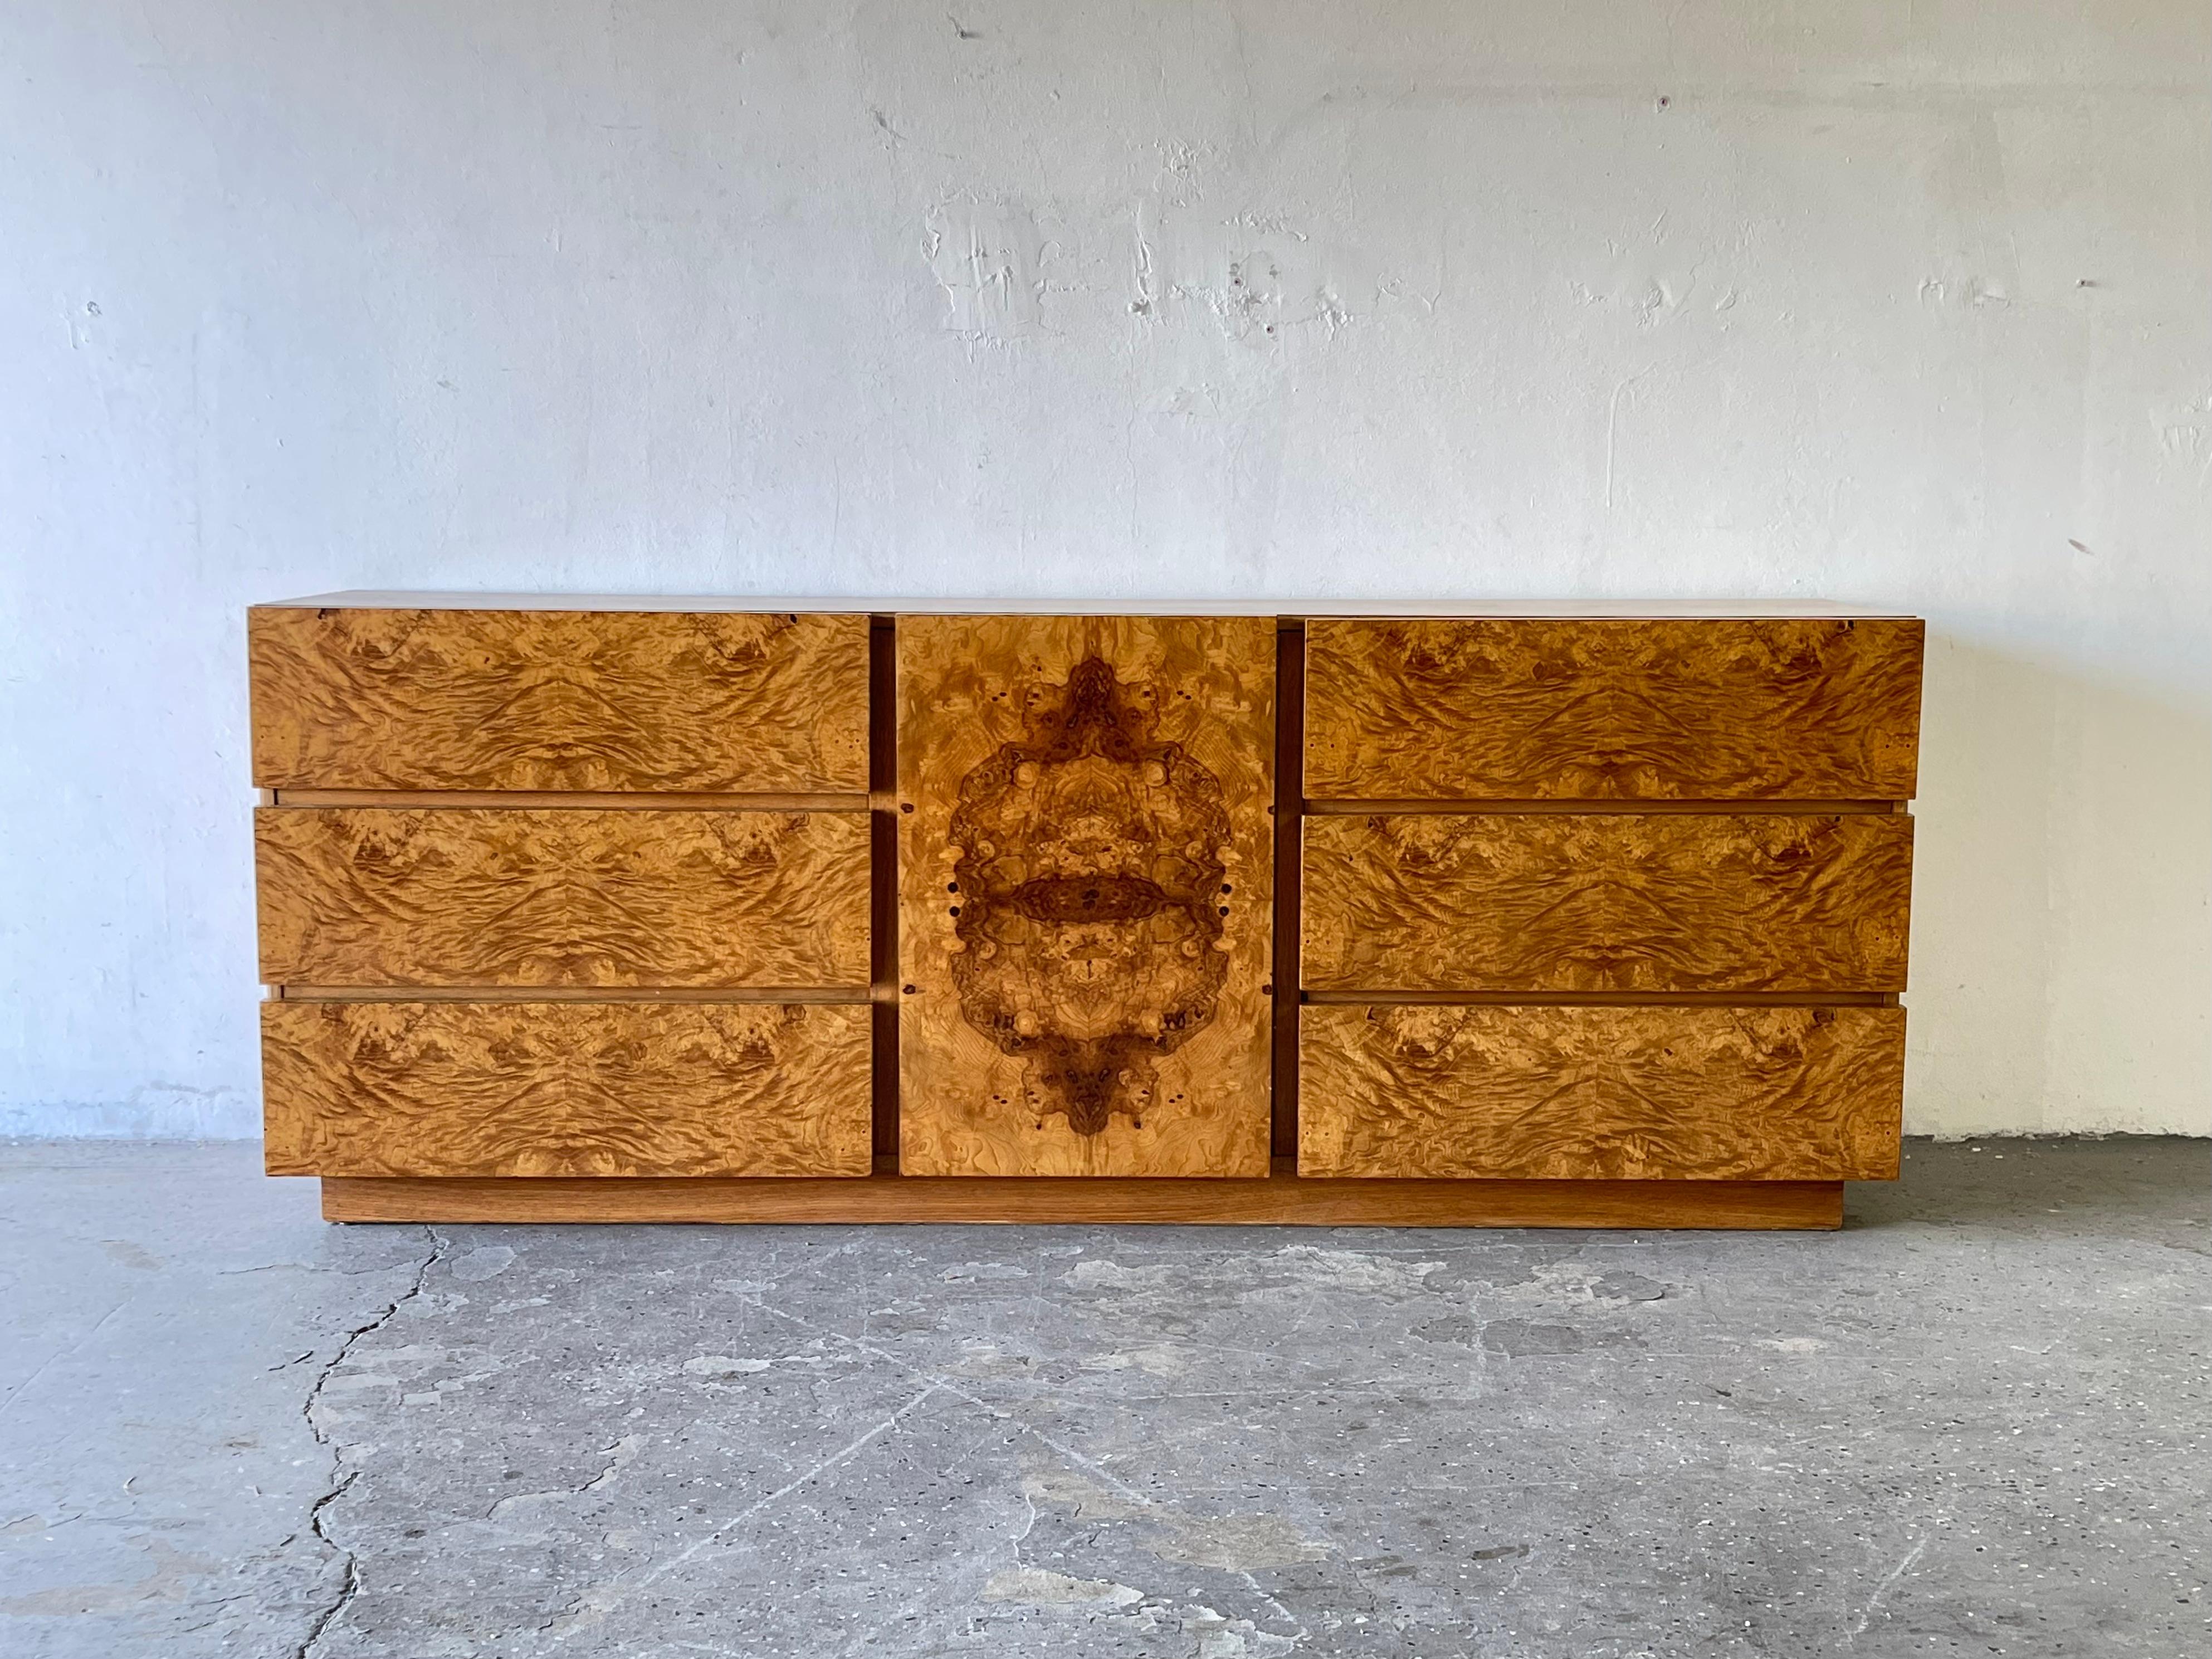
(318, 1172, 1843, 1228)
(896, 615, 1276, 1177)
(248, 607, 870, 793)
(1271, 622, 1304, 1161)
(1303, 618, 1925, 801)
(869, 614, 901, 1161)
(255, 808, 871, 988)
(1301, 812, 1913, 993)
(1298, 1004, 1904, 1181)
(262, 1001, 872, 1177)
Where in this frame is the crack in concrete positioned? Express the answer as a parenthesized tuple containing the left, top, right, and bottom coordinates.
(485, 1433, 642, 1520)
(295, 1472, 360, 1659)
(291, 1224, 449, 1659)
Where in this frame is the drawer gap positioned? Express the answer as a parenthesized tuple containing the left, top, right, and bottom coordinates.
(274, 985, 876, 1004)
(270, 788, 871, 811)
(1304, 798, 1905, 815)
(1298, 989, 1897, 1007)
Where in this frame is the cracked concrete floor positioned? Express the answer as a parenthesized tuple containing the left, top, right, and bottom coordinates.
(1, 1140, 2205, 1658)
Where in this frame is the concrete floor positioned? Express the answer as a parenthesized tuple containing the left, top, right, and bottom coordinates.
(0, 1141, 2204, 1658)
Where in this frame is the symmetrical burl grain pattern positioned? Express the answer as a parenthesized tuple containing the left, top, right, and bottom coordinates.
(249, 607, 870, 792)
(262, 1001, 872, 1176)
(948, 658, 1236, 1135)
(1304, 618, 1924, 800)
(898, 616, 1275, 1177)
(1300, 1004, 1903, 1180)
(1302, 812, 1912, 993)
(255, 808, 870, 988)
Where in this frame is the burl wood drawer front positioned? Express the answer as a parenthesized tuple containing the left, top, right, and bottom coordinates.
(262, 1001, 872, 1177)
(255, 807, 870, 989)
(1302, 812, 1912, 993)
(1303, 618, 1923, 801)
(249, 607, 870, 793)
(897, 615, 1275, 1177)
(1300, 1004, 1903, 1180)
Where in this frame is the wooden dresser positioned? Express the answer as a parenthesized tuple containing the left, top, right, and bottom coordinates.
(250, 596, 1922, 1229)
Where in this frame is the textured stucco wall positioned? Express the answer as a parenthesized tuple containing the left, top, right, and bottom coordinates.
(3, 0, 2205, 1136)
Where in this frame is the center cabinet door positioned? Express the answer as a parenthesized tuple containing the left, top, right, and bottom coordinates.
(897, 616, 1276, 1176)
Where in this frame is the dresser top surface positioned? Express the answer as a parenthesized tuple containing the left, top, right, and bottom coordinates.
(256, 591, 1917, 620)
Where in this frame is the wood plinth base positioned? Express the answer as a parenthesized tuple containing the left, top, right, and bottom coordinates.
(318, 1164, 1844, 1229)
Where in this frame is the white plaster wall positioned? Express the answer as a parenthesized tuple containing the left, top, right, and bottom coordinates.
(3, 0, 2205, 1137)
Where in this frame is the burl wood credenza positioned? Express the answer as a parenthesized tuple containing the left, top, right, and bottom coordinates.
(249, 596, 1922, 1229)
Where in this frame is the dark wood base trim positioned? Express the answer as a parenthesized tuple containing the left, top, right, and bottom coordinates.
(316, 1168, 1843, 1229)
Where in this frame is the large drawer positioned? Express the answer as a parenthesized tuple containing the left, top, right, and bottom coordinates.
(256, 807, 871, 988)
(1303, 618, 1923, 801)
(1299, 1003, 1903, 1180)
(249, 607, 870, 793)
(1302, 812, 1911, 993)
(261, 1001, 873, 1177)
